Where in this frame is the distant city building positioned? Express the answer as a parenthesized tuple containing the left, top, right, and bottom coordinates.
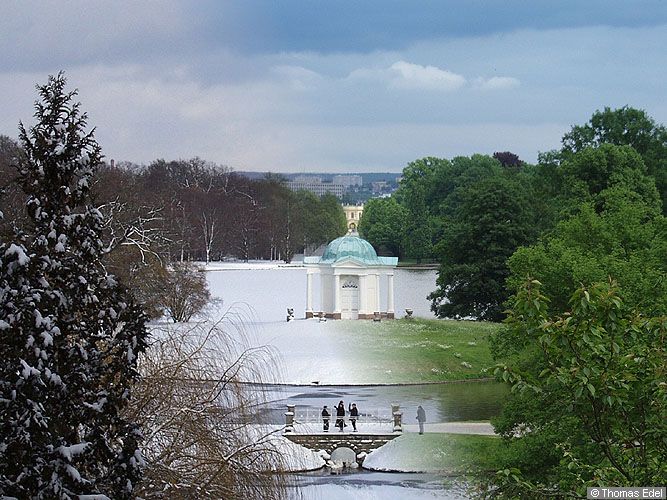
(371, 181, 389, 193)
(333, 174, 363, 188)
(286, 179, 345, 198)
(342, 204, 364, 231)
(293, 175, 323, 183)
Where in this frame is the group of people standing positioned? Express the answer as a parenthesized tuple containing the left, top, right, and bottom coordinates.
(321, 401, 359, 432)
(320, 402, 428, 434)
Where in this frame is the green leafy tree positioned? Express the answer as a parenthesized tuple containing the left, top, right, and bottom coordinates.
(508, 187, 667, 316)
(430, 174, 537, 321)
(0, 74, 149, 498)
(560, 143, 660, 212)
(489, 280, 667, 497)
(562, 106, 667, 214)
(292, 190, 346, 255)
(401, 184, 433, 262)
(314, 192, 347, 243)
(396, 158, 439, 262)
(358, 197, 407, 257)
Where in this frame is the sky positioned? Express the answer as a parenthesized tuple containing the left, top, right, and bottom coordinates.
(1, 1, 666, 173)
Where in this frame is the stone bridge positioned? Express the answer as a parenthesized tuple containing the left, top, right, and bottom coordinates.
(282, 403, 403, 466)
(283, 432, 399, 466)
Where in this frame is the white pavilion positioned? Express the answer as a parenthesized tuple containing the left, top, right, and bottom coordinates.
(303, 232, 398, 320)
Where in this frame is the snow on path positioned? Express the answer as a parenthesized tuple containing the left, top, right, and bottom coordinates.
(288, 422, 495, 436)
(403, 422, 495, 435)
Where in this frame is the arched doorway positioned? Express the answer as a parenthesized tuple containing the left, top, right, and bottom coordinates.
(340, 276, 359, 319)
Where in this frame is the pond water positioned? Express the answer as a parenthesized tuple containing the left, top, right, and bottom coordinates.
(258, 381, 508, 425)
(287, 470, 470, 499)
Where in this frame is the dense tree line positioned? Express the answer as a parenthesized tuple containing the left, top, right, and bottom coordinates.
(91, 158, 346, 264)
(360, 107, 666, 323)
(1, 132, 346, 320)
(361, 106, 666, 495)
(1, 141, 346, 269)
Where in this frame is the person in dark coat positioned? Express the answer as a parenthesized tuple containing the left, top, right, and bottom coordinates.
(321, 405, 330, 432)
(348, 402, 359, 432)
(335, 400, 346, 432)
(417, 405, 426, 435)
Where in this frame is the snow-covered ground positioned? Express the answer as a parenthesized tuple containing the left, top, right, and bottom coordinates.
(204, 260, 302, 271)
(201, 263, 439, 384)
(153, 263, 499, 491)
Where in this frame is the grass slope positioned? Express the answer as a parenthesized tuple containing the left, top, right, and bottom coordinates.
(339, 318, 500, 384)
(363, 433, 505, 473)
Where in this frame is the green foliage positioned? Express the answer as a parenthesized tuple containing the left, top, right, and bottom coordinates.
(488, 280, 667, 497)
(508, 188, 667, 316)
(316, 192, 347, 242)
(274, 190, 346, 262)
(430, 174, 538, 321)
(560, 143, 660, 211)
(562, 106, 667, 214)
(358, 197, 407, 256)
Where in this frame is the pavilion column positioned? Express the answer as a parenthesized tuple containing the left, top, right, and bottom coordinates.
(334, 274, 341, 318)
(359, 274, 367, 317)
(375, 274, 381, 313)
(305, 270, 314, 318)
(387, 273, 395, 318)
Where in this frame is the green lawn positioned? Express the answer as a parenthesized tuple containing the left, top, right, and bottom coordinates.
(363, 432, 505, 473)
(339, 318, 501, 383)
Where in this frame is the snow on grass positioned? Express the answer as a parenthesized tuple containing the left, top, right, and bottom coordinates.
(248, 425, 326, 471)
(188, 264, 499, 384)
(179, 261, 500, 385)
(363, 433, 503, 473)
(204, 260, 303, 271)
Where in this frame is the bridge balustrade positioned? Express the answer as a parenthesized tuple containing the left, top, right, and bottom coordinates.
(284, 404, 402, 434)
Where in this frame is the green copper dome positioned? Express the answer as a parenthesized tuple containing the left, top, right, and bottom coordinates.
(320, 232, 382, 265)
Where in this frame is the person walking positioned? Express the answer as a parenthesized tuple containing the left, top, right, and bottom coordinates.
(416, 405, 426, 435)
(335, 400, 346, 432)
(348, 402, 359, 432)
(321, 405, 330, 432)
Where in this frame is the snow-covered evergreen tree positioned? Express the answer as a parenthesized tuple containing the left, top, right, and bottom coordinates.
(0, 74, 149, 499)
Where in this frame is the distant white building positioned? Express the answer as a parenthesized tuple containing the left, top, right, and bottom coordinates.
(293, 175, 323, 183)
(333, 174, 363, 188)
(287, 180, 345, 197)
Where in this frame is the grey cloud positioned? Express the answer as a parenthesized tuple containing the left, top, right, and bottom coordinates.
(1, 22, 665, 173)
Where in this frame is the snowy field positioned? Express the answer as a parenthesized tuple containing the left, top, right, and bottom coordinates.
(200, 263, 440, 385)
(146, 263, 498, 496)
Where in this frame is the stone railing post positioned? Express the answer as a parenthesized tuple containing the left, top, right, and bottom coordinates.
(391, 404, 402, 433)
(284, 404, 295, 433)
